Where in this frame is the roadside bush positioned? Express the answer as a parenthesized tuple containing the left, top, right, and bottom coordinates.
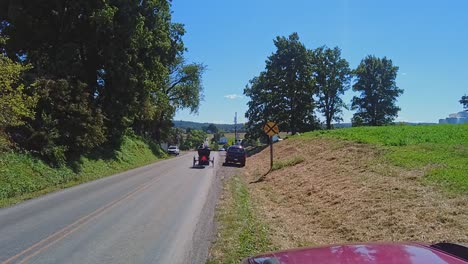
(16, 79, 106, 164)
(0, 132, 11, 152)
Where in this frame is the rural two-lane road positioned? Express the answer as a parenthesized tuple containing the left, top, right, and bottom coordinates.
(0, 152, 227, 264)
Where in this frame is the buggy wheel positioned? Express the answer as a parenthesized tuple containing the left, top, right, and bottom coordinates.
(193, 156, 196, 167)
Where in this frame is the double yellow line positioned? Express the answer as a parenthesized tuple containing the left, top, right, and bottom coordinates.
(1, 176, 161, 264)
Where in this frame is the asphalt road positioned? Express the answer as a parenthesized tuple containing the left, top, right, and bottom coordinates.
(0, 151, 222, 264)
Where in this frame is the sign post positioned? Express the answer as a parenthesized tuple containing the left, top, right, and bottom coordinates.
(263, 122, 279, 170)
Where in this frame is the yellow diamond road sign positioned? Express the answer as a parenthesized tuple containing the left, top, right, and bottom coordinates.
(263, 122, 279, 137)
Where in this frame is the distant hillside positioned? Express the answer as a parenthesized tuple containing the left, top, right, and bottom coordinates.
(333, 123, 352, 128)
(173, 120, 246, 132)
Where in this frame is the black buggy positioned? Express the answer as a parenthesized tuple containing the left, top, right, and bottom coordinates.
(193, 146, 214, 167)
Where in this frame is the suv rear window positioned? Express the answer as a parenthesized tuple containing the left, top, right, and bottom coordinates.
(228, 147, 244, 153)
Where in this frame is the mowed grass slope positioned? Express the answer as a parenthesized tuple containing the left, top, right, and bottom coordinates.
(306, 124, 468, 194)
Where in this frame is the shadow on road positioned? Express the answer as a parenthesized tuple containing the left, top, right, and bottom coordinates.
(222, 163, 244, 168)
(191, 165, 207, 169)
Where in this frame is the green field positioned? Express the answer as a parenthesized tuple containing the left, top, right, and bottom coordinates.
(303, 124, 468, 194)
(0, 136, 166, 207)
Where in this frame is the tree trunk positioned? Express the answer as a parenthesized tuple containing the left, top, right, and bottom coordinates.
(326, 118, 332, 129)
(154, 113, 165, 142)
(325, 110, 332, 129)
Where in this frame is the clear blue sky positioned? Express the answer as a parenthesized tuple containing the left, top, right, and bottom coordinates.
(172, 0, 468, 124)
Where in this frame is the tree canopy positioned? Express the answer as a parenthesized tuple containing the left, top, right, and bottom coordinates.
(244, 33, 318, 139)
(180, 129, 207, 150)
(312, 46, 351, 129)
(351, 55, 403, 126)
(460, 95, 468, 110)
(0, 0, 204, 163)
(244, 34, 403, 140)
(0, 51, 37, 129)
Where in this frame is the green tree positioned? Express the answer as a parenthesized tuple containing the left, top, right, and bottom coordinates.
(312, 46, 351, 129)
(180, 129, 207, 150)
(205, 124, 218, 134)
(460, 94, 468, 110)
(244, 33, 318, 139)
(26, 79, 106, 164)
(98, 1, 182, 141)
(351, 55, 403, 126)
(166, 57, 205, 114)
(152, 58, 205, 141)
(0, 1, 193, 161)
(244, 73, 276, 140)
(0, 1, 116, 156)
(166, 127, 185, 146)
(0, 53, 37, 129)
(0, 47, 37, 150)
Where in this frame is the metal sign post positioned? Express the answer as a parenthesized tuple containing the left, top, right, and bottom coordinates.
(270, 136, 273, 169)
(263, 122, 279, 171)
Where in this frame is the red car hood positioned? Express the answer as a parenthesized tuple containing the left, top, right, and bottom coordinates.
(248, 243, 467, 264)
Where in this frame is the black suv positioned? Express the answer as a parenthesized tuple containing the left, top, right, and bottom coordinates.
(224, 145, 246, 166)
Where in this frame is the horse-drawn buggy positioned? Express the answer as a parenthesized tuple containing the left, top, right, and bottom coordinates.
(193, 146, 214, 167)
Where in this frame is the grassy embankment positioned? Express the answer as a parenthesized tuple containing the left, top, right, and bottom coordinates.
(206, 175, 275, 264)
(309, 124, 468, 194)
(0, 135, 166, 208)
(208, 124, 468, 262)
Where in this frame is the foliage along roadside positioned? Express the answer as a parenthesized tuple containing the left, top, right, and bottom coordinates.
(0, 135, 166, 208)
(303, 124, 468, 194)
(0, 1, 204, 165)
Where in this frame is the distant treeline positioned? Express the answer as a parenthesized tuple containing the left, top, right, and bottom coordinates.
(173, 121, 246, 133)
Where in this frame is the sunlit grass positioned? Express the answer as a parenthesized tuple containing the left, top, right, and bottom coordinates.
(302, 124, 468, 194)
(272, 156, 305, 171)
(0, 136, 167, 207)
(206, 176, 274, 264)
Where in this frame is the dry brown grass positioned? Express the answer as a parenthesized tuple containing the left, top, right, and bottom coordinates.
(244, 137, 468, 249)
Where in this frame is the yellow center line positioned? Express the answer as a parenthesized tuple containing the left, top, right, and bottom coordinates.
(1, 176, 161, 264)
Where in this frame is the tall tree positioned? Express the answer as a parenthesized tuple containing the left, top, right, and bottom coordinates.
(98, 0, 180, 141)
(157, 57, 205, 141)
(244, 33, 317, 139)
(134, 56, 205, 141)
(312, 46, 351, 129)
(0, 1, 117, 157)
(166, 57, 205, 114)
(351, 55, 403, 126)
(244, 73, 274, 140)
(0, 1, 197, 161)
(460, 94, 468, 110)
